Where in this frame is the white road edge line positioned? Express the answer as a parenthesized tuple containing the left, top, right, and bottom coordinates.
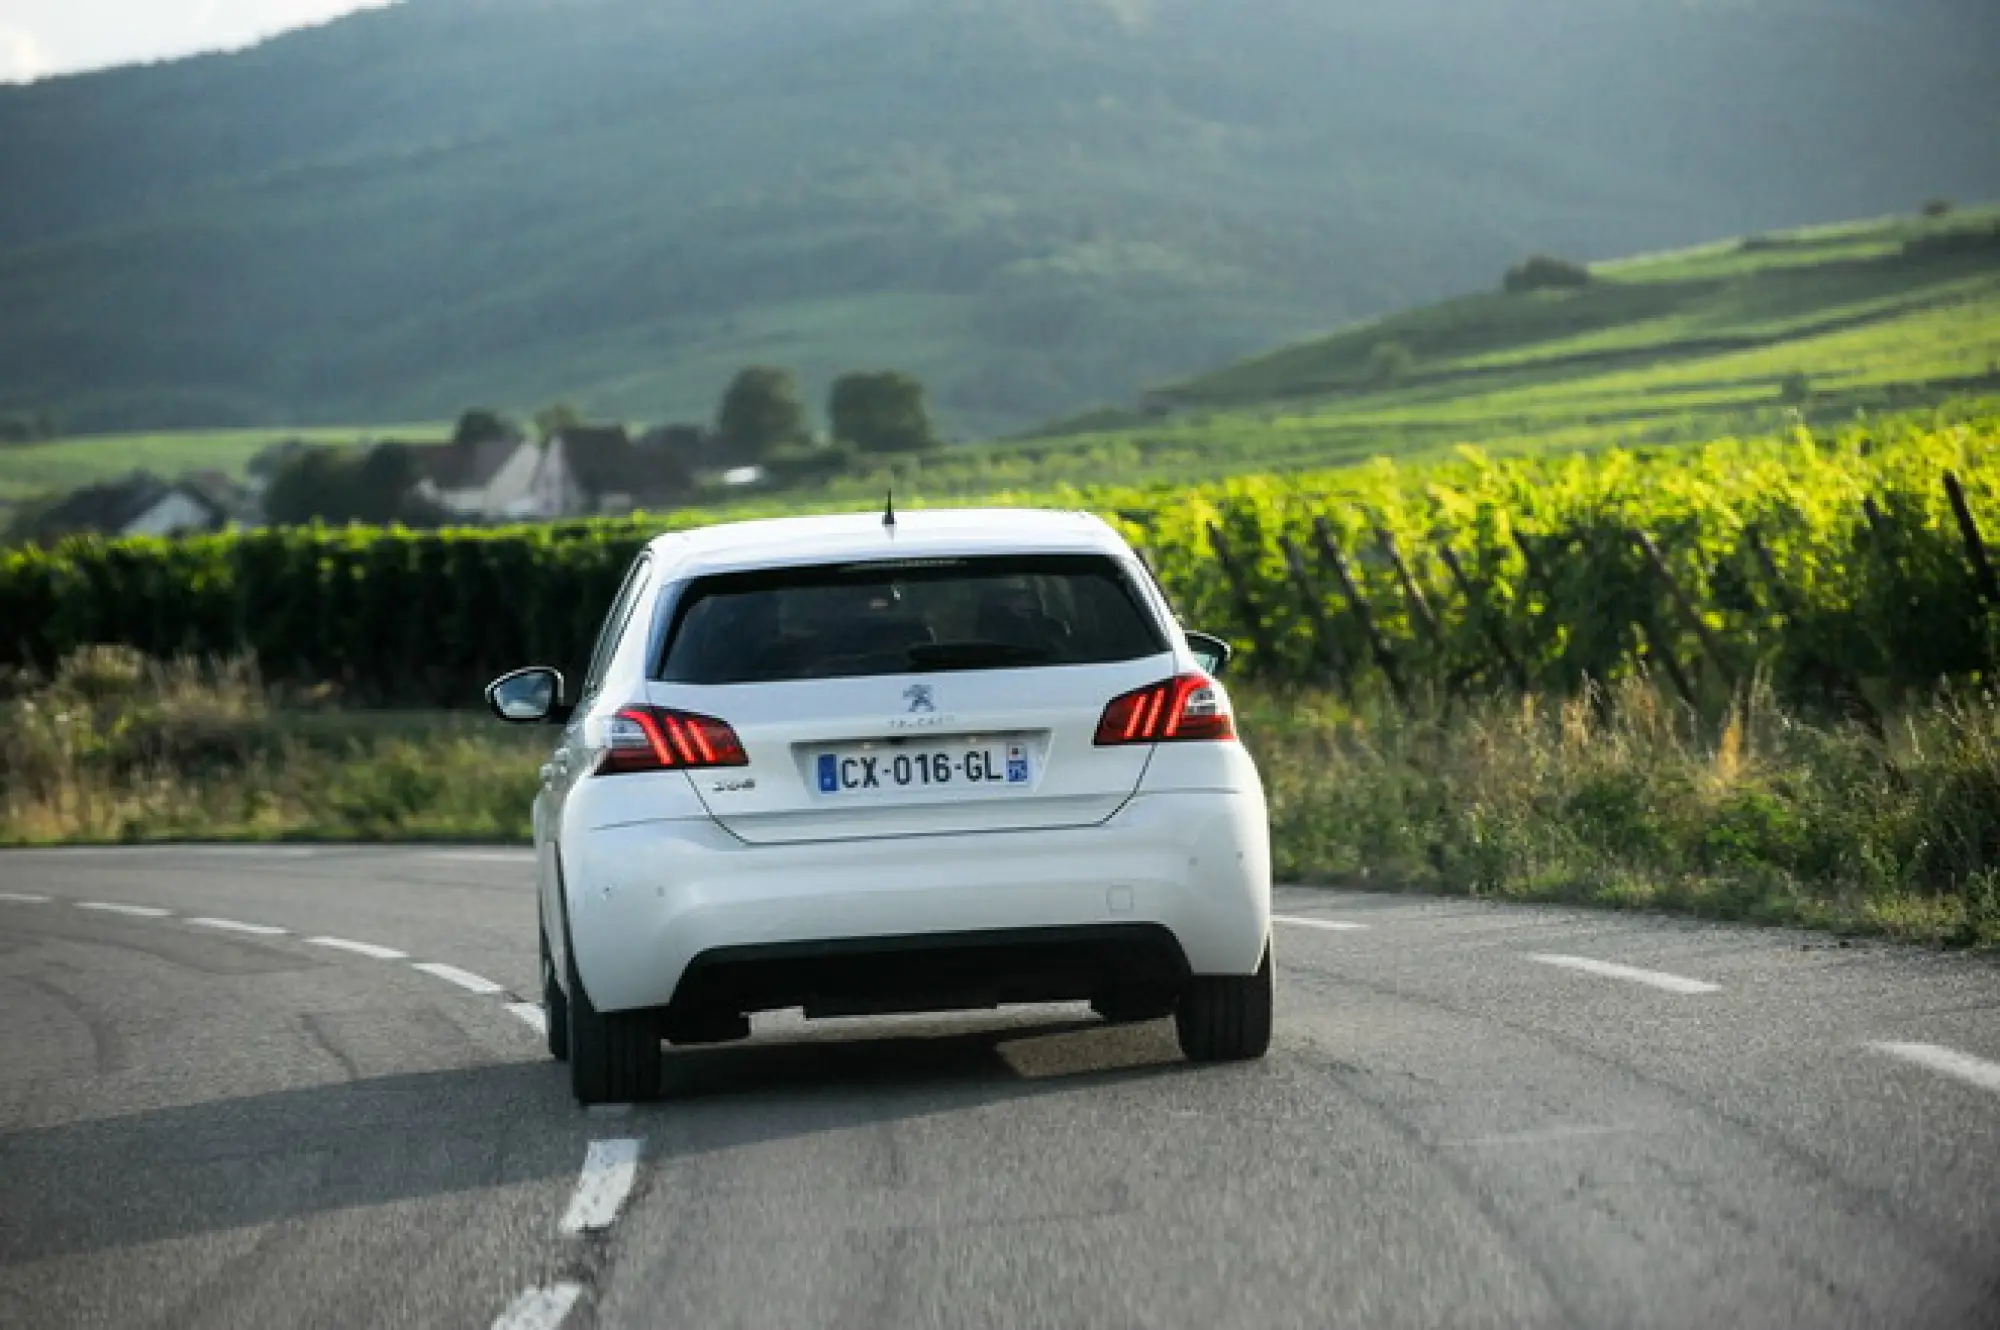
(1528, 953, 1720, 995)
(1273, 915, 1370, 932)
(432, 850, 535, 863)
(506, 1001, 548, 1035)
(186, 917, 289, 936)
(307, 936, 407, 961)
(559, 1137, 645, 1236)
(0, 892, 53, 904)
(413, 961, 506, 995)
(489, 1283, 583, 1330)
(1870, 1041, 2000, 1095)
(75, 901, 172, 918)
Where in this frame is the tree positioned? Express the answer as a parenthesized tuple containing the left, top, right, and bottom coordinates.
(827, 371, 937, 454)
(533, 402, 583, 443)
(454, 408, 516, 446)
(262, 444, 444, 527)
(0, 409, 59, 444)
(717, 366, 809, 460)
(1502, 255, 1593, 294)
(1363, 341, 1415, 387)
(1921, 198, 1955, 218)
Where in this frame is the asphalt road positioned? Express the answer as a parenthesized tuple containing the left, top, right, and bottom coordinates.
(1, 847, 1997, 1330)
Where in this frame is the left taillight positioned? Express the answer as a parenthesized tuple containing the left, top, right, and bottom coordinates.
(1093, 674, 1236, 746)
(596, 705, 749, 775)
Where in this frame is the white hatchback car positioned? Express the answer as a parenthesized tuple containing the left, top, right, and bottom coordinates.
(487, 507, 1273, 1104)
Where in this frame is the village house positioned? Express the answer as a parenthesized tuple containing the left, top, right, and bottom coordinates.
(535, 426, 696, 518)
(22, 472, 230, 541)
(410, 435, 546, 520)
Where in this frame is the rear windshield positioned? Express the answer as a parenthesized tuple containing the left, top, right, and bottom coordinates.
(658, 554, 1169, 684)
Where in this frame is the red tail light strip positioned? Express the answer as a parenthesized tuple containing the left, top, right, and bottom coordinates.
(598, 705, 749, 775)
(1094, 674, 1235, 746)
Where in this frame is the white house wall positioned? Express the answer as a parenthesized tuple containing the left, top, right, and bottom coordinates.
(481, 440, 547, 518)
(528, 439, 582, 519)
(122, 492, 214, 538)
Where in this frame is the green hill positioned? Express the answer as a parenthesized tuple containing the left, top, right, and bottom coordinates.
(2, 0, 1997, 439)
(868, 207, 2000, 491)
(1150, 211, 2000, 412)
(5, 208, 1999, 512)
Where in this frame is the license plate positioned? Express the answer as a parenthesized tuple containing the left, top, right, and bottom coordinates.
(815, 741, 1033, 794)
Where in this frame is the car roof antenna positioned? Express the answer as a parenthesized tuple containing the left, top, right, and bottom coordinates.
(882, 489, 896, 530)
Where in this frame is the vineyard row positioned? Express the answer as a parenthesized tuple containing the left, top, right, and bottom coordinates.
(2, 416, 1995, 711)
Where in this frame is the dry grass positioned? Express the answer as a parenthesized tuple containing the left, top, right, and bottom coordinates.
(1245, 674, 2000, 948)
(0, 647, 542, 845)
(5, 647, 1996, 947)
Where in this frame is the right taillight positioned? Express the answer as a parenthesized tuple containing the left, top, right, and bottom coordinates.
(1094, 674, 1235, 746)
(596, 705, 749, 775)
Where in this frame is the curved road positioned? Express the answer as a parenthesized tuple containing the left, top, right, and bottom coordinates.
(1, 847, 1996, 1329)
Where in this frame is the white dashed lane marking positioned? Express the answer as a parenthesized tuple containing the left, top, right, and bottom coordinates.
(307, 936, 408, 960)
(1274, 915, 1370, 932)
(75, 901, 172, 918)
(186, 917, 289, 936)
(1527, 953, 1720, 995)
(506, 1002, 548, 1034)
(0, 892, 52, 904)
(489, 1283, 583, 1330)
(1870, 1042, 2000, 1095)
(559, 1138, 645, 1236)
(413, 961, 506, 995)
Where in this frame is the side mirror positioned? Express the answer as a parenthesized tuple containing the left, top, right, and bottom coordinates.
(485, 666, 568, 724)
(1185, 630, 1234, 677)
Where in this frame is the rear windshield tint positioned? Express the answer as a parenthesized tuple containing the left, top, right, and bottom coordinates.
(658, 554, 1169, 684)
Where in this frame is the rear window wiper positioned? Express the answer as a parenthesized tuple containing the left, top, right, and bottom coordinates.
(905, 641, 1053, 671)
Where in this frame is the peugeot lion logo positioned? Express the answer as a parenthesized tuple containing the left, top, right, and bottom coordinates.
(903, 684, 937, 714)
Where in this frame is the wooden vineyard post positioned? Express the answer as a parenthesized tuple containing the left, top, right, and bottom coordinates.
(1742, 526, 1798, 622)
(1632, 529, 1734, 693)
(1509, 530, 1573, 692)
(1746, 525, 1885, 740)
(1204, 523, 1282, 673)
(1861, 496, 1892, 546)
(1437, 542, 1528, 693)
(1944, 471, 2000, 610)
(1311, 516, 1411, 713)
(1372, 526, 1442, 647)
(1630, 609, 1699, 709)
(1280, 537, 1352, 699)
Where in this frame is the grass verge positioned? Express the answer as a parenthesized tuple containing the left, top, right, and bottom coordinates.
(1247, 677, 2000, 948)
(4, 648, 1995, 948)
(0, 648, 541, 845)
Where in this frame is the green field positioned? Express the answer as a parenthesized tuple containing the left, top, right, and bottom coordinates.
(0, 423, 448, 508)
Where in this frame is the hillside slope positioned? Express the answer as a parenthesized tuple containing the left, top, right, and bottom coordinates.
(2, 0, 1997, 436)
(961, 209, 2000, 488)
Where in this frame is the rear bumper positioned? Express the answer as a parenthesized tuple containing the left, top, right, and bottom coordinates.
(560, 790, 1271, 1013)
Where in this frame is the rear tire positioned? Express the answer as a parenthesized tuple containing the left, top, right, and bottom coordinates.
(563, 916, 661, 1105)
(540, 923, 569, 1063)
(1175, 944, 1273, 1063)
